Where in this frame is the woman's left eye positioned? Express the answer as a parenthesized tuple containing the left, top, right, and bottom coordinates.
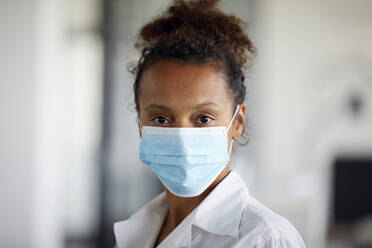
(199, 115, 213, 124)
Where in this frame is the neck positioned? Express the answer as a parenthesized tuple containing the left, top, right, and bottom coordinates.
(164, 166, 231, 227)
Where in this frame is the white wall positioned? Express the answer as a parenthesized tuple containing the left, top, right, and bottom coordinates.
(0, 0, 39, 247)
(0, 0, 102, 247)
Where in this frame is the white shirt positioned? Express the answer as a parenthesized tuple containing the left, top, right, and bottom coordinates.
(114, 170, 307, 248)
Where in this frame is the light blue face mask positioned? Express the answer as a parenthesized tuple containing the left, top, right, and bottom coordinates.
(139, 105, 240, 197)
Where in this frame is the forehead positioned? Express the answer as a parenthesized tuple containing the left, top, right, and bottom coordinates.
(139, 60, 232, 109)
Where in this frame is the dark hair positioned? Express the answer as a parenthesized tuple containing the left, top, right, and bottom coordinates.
(130, 0, 256, 144)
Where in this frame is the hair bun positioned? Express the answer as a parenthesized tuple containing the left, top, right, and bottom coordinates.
(136, 0, 255, 66)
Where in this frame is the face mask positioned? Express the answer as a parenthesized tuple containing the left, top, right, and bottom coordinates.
(139, 105, 240, 197)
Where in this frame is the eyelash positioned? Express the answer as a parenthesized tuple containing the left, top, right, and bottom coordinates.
(196, 115, 214, 126)
(150, 113, 215, 126)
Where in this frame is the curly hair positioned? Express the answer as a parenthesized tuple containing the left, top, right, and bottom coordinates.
(130, 0, 256, 143)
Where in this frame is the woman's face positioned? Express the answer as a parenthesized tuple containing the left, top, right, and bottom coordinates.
(138, 60, 246, 144)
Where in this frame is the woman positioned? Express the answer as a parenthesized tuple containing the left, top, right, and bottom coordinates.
(114, 0, 307, 247)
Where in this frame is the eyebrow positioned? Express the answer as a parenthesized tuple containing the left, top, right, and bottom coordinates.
(144, 102, 220, 112)
(145, 104, 172, 112)
(192, 102, 221, 110)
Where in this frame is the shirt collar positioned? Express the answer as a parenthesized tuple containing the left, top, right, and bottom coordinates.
(114, 192, 168, 248)
(192, 170, 249, 239)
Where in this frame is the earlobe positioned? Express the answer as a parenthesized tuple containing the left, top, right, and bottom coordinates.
(232, 121, 242, 141)
(233, 122, 243, 141)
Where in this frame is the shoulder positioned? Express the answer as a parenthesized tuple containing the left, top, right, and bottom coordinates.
(238, 194, 306, 247)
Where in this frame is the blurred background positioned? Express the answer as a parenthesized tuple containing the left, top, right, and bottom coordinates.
(1, 0, 371, 247)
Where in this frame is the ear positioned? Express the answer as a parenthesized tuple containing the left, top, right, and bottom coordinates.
(232, 103, 246, 141)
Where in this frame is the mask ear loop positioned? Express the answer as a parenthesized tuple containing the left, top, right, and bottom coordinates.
(227, 105, 240, 131)
(227, 104, 240, 157)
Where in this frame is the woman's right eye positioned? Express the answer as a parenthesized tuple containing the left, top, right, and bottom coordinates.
(151, 116, 169, 125)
